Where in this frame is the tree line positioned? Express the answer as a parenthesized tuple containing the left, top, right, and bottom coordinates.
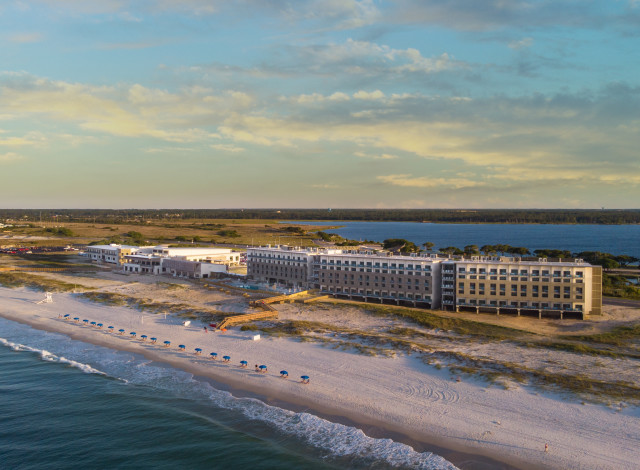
(380, 239, 638, 268)
(3, 209, 640, 225)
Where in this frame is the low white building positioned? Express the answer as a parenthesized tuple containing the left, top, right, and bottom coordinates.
(122, 254, 163, 274)
(85, 244, 141, 265)
(150, 246, 241, 265)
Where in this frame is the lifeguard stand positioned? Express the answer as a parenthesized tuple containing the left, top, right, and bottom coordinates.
(36, 292, 53, 304)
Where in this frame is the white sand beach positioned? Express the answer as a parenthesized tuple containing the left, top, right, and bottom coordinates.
(1, 285, 639, 470)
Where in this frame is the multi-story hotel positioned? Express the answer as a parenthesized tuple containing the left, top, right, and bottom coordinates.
(247, 246, 602, 319)
(443, 258, 601, 319)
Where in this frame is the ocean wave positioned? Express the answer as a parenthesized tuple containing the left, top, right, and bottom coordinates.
(217, 393, 456, 469)
(0, 337, 107, 376)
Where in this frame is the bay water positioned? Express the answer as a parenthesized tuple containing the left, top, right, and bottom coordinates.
(289, 222, 640, 258)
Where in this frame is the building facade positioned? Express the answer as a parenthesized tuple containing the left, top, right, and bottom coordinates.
(246, 246, 602, 318)
(446, 257, 602, 319)
(246, 246, 320, 288)
(85, 244, 140, 265)
(316, 252, 444, 309)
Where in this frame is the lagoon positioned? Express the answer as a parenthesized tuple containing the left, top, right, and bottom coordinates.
(291, 221, 640, 258)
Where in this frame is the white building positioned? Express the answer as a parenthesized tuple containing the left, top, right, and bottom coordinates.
(150, 246, 241, 265)
(85, 244, 141, 265)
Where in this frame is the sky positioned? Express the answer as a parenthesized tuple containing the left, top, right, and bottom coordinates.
(0, 0, 639, 209)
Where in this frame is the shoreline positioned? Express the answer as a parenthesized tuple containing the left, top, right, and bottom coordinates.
(0, 307, 521, 470)
(1, 286, 638, 470)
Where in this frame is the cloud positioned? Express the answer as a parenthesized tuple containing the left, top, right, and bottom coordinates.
(354, 151, 398, 160)
(390, 0, 619, 32)
(264, 39, 462, 79)
(353, 90, 385, 100)
(210, 143, 245, 152)
(508, 37, 533, 49)
(8, 32, 43, 43)
(378, 174, 484, 189)
(0, 74, 252, 142)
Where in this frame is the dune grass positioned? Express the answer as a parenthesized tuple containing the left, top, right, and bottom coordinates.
(0, 272, 86, 292)
(332, 302, 534, 341)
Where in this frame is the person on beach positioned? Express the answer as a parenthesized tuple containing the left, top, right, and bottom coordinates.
(545, 443, 549, 453)
(203, 326, 207, 333)
(255, 364, 259, 372)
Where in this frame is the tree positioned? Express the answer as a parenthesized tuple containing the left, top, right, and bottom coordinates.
(534, 249, 572, 259)
(480, 245, 497, 256)
(615, 255, 639, 267)
(507, 246, 530, 257)
(439, 246, 464, 255)
(464, 244, 479, 256)
(422, 241, 435, 252)
(495, 244, 511, 255)
(383, 238, 419, 253)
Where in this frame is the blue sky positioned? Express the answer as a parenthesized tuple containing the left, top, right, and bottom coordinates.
(1, 0, 639, 209)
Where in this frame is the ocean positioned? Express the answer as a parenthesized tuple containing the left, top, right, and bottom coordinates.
(0, 317, 457, 470)
(287, 222, 640, 258)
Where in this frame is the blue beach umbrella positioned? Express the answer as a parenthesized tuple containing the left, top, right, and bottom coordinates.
(118, 329, 125, 334)
(240, 360, 248, 367)
(97, 323, 103, 328)
(130, 332, 136, 337)
(90, 321, 97, 326)
(223, 355, 231, 362)
(195, 348, 202, 355)
(280, 370, 288, 377)
(141, 335, 147, 340)
(63, 314, 70, 318)
(83, 319, 89, 324)
(74, 317, 80, 322)
(150, 337, 157, 343)
(209, 352, 218, 359)
(259, 365, 267, 371)
(300, 375, 310, 384)
(178, 344, 185, 350)
(164, 340, 171, 347)
(107, 326, 114, 332)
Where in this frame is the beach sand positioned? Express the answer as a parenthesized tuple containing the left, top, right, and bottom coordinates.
(1, 285, 639, 470)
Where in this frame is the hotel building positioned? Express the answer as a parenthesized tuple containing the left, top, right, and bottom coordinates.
(446, 257, 601, 318)
(247, 246, 602, 319)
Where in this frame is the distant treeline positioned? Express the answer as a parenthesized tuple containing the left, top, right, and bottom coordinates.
(2, 209, 640, 225)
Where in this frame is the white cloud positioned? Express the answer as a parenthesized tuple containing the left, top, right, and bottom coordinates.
(508, 37, 533, 50)
(355, 151, 397, 160)
(377, 174, 484, 189)
(353, 90, 385, 100)
(210, 143, 245, 152)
